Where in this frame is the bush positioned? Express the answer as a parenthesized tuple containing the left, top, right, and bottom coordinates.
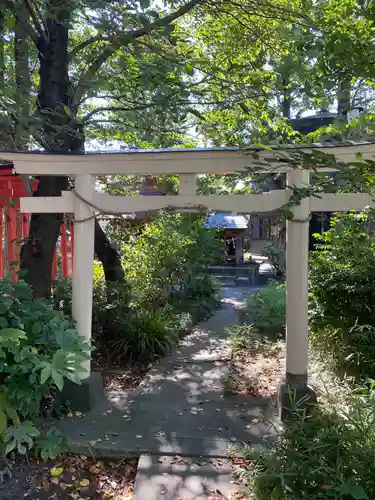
(122, 213, 219, 309)
(53, 263, 130, 342)
(241, 285, 285, 334)
(309, 210, 375, 378)
(235, 391, 375, 500)
(0, 279, 89, 457)
(184, 275, 220, 300)
(111, 310, 175, 361)
(310, 210, 375, 330)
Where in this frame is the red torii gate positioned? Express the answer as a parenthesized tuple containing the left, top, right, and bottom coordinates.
(0, 163, 73, 280)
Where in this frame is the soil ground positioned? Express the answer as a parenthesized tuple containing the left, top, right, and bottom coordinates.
(0, 454, 137, 500)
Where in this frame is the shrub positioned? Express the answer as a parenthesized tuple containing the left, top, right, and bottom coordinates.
(184, 275, 219, 300)
(234, 392, 375, 500)
(122, 213, 219, 309)
(229, 323, 283, 353)
(241, 285, 285, 334)
(0, 279, 89, 457)
(309, 210, 375, 378)
(52, 264, 130, 341)
(310, 210, 375, 331)
(111, 310, 175, 361)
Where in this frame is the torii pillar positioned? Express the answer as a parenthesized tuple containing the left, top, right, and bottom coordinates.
(277, 169, 316, 419)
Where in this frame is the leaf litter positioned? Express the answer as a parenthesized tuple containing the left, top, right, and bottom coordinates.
(0, 453, 137, 500)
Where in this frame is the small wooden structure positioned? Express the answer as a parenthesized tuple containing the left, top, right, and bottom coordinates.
(205, 212, 250, 264)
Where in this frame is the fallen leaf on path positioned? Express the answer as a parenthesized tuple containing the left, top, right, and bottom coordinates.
(50, 467, 64, 477)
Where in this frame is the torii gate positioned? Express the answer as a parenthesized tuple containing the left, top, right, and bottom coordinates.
(3, 144, 375, 415)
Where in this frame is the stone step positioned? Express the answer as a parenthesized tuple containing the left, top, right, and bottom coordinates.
(213, 275, 251, 287)
(132, 455, 244, 500)
(207, 265, 258, 276)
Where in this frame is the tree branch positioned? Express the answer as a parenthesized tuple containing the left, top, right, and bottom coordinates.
(2, 0, 39, 44)
(69, 34, 107, 60)
(71, 0, 204, 109)
(23, 0, 48, 42)
(81, 104, 156, 122)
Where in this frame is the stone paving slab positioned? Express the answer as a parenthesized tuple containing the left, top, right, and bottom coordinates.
(57, 288, 281, 460)
(132, 455, 244, 500)
(58, 392, 279, 458)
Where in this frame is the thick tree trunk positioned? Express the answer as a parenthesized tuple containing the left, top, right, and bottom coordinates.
(20, 4, 124, 298)
(21, 177, 68, 298)
(14, 5, 30, 149)
(0, 11, 4, 88)
(94, 220, 124, 282)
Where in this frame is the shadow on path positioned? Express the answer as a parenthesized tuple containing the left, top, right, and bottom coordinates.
(58, 288, 280, 459)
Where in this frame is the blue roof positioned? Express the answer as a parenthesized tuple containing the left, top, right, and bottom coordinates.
(205, 213, 250, 229)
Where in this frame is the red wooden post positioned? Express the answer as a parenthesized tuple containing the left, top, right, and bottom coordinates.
(70, 221, 74, 272)
(61, 222, 68, 277)
(22, 215, 30, 239)
(6, 205, 17, 280)
(0, 208, 3, 279)
(52, 250, 57, 280)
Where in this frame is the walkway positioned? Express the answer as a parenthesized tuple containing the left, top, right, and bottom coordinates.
(58, 288, 279, 499)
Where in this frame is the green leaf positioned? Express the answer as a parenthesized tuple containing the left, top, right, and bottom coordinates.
(0, 328, 26, 343)
(4, 441, 15, 455)
(62, 105, 71, 116)
(0, 318, 8, 329)
(340, 483, 369, 499)
(32, 322, 42, 335)
(17, 443, 27, 455)
(51, 370, 64, 392)
(185, 63, 194, 75)
(0, 410, 7, 435)
(40, 365, 52, 386)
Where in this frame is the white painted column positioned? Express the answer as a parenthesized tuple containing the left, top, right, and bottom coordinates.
(72, 174, 96, 379)
(179, 174, 197, 196)
(285, 169, 310, 382)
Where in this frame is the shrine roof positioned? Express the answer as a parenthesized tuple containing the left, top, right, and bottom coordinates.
(205, 213, 250, 229)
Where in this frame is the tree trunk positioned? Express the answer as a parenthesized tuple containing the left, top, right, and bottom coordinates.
(20, 4, 124, 298)
(14, 5, 30, 149)
(0, 11, 4, 88)
(282, 77, 291, 120)
(21, 177, 68, 298)
(94, 220, 124, 282)
(337, 77, 351, 117)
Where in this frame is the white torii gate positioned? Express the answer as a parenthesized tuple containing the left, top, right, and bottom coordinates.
(3, 143, 375, 415)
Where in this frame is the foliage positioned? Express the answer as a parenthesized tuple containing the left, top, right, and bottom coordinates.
(35, 429, 68, 461)
(235, 390, 375, 500)
(123, 213, 220, 309)
(309, 210, 375, 378)
(111, 309, 175, 361)
(0, 279, 89, 458)
(53, 269, 130, 342)
(183, 274, 219, 300)
(229, 323, 283, 353)
(241, 285, 285, 334)
(263, 241, 286, 276)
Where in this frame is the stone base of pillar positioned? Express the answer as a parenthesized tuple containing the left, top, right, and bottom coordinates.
(277, 372, 317, 422)
(57, 371, 104, 412)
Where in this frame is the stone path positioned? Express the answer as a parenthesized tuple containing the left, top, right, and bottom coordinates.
(58, 288, 280, 499)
